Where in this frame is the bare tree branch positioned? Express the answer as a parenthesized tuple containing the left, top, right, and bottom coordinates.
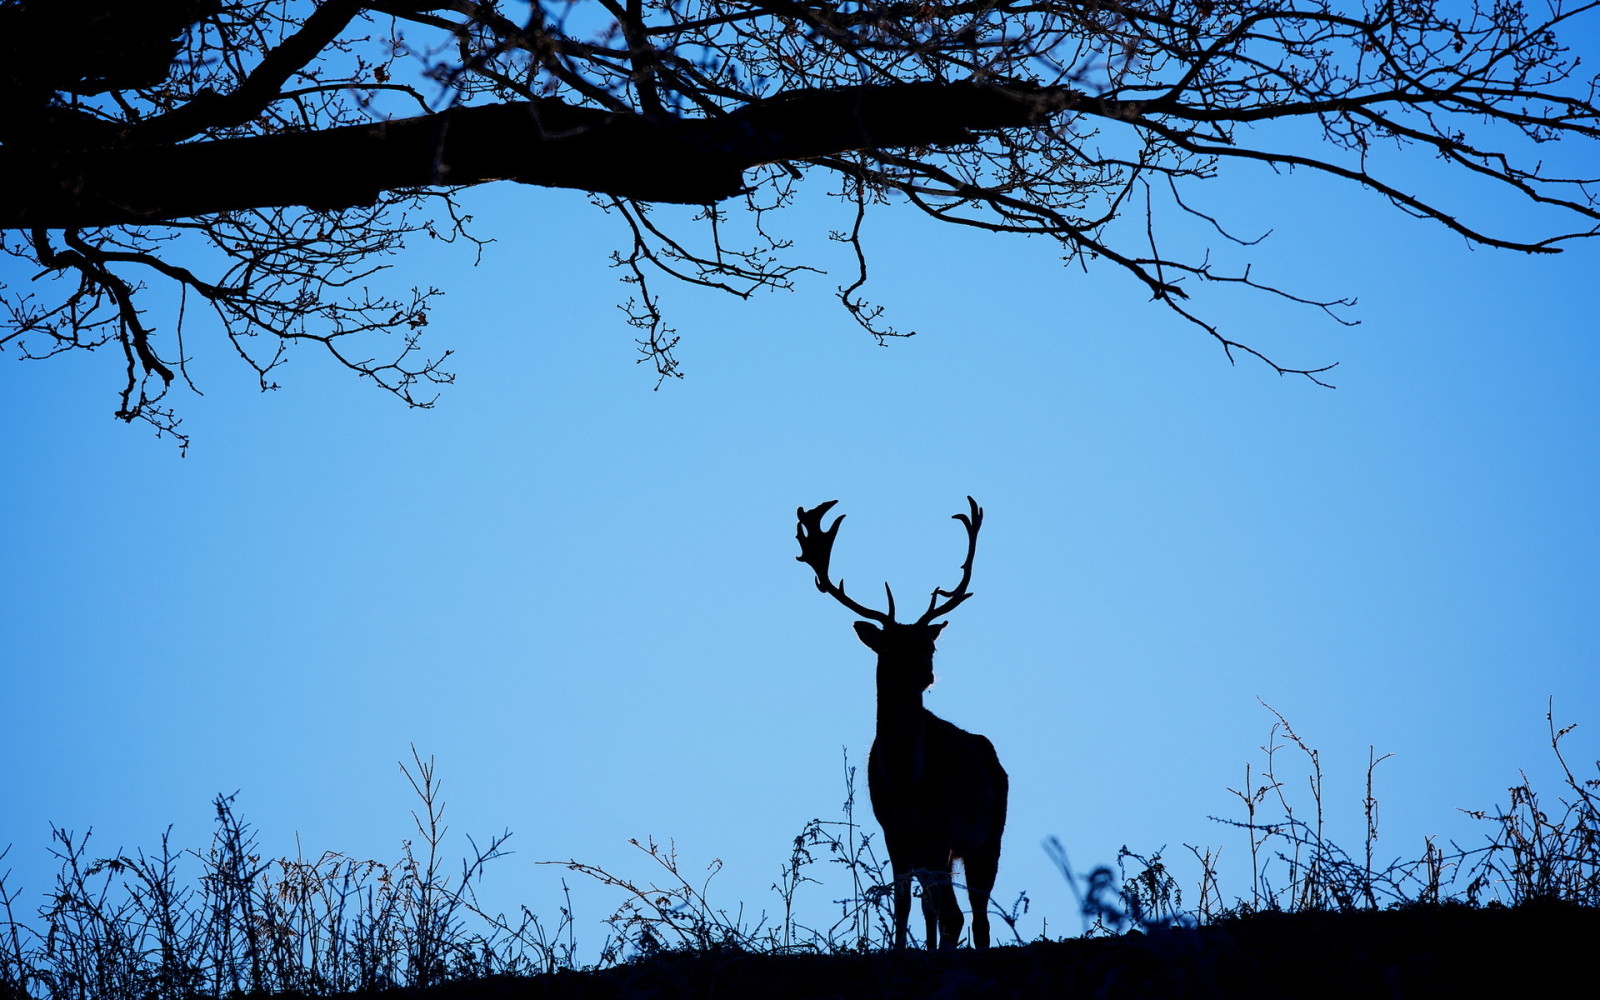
(2, 0, 1597, 448)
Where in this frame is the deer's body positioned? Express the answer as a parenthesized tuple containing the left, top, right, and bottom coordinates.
(796, 499, 1008, 950)
(870, 695, 1008, 950)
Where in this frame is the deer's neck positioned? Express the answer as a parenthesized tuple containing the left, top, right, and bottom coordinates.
(874, 677, 928, 766)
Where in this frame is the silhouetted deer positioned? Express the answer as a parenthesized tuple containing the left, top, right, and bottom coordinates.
(795, 497, 1008, 950)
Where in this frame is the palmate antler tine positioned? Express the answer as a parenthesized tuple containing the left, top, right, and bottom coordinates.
(917, 495, 983, 624)
(796, 500, 896, 624)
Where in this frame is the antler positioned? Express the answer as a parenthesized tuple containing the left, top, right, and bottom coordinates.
(795, 500, 896, 624)
(915, 496, 984, 625)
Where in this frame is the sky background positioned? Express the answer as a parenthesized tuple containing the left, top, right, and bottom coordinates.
(4, 14, 1599, 955)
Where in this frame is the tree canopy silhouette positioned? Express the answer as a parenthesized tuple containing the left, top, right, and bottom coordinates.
(3, 0, 1597, 448)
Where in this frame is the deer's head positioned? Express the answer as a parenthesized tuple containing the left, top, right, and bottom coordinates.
(795, 498, 983, 695)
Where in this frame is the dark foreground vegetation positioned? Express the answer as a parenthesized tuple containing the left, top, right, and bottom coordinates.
(367, 901, 1597, 1000)
(3, 708, 1595, 1000)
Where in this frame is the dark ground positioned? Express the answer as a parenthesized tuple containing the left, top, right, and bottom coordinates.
(357, 902, 1595, 999)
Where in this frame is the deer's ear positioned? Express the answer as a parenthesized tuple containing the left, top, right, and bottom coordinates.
(929, 622, 948, 641)
(853, 621, 883, 650)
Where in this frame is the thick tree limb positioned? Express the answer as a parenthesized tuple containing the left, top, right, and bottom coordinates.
(2, 81, 1078, 229)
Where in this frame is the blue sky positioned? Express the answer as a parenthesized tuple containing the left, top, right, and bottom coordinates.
(4, 55, 1599, 951)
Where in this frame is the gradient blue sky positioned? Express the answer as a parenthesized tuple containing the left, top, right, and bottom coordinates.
(4, 23, 1599, 952)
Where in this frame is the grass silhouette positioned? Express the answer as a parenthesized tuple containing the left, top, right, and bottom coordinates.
(2, 708, 1595, 999)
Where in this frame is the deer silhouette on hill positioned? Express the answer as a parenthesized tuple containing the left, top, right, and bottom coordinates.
(795, 497, 1008, 950)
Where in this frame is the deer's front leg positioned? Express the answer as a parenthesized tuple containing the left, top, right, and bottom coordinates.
(891, 869, 914, 949)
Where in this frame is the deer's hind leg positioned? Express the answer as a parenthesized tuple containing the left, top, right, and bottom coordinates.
(916, 862, 962, 951)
